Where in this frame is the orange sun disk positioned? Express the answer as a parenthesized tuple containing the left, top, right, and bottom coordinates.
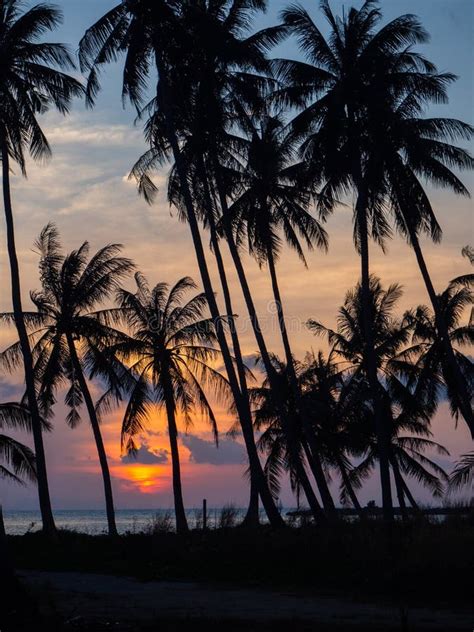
(118, 464, 169, 494)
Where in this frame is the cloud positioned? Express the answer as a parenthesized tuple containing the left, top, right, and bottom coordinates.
(182, 434, 246, 465)
(121, 440, 169, 465)
(0, 378, 23, 402)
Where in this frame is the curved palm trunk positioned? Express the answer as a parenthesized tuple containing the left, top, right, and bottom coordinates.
(390, 455, 408, 521)
(156, 69, 284, 528)
(197, 163, 261, 527)
(1, 139, 56, 536)
(66, 335, 118, 537)
(243, 477, 260, 527)
(209, 165, 324, 520)
(266, 245, 335, 513)
(356, 192, 394, 522)
(400, 478, 420, 511)
(208, 220, 260, 527)
(161, 369, 189, 534)
(407, 225, 474, 436)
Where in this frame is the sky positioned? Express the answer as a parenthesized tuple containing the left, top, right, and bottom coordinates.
(0, 0, 473, 511)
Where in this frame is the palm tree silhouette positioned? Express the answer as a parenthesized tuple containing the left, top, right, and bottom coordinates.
(298, 352, 368, 516)
(246, 355, 326, 521)
(111, 274, 230, 534)
(0, 0, 83, 534)
(224, 111, 336, 512)
(280, 0, 473, 518)
(309, 275, 449, 512)
(404, 277, 473, 428)
(79, 0, 286, 527)
(0, 224, 134, 536)
(129, 2, 333, 516)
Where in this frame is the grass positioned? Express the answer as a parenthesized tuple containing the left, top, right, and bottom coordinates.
(9, 518, 474, 607)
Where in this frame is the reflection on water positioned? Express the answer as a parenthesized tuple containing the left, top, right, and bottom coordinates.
(3, 508, 283, 535)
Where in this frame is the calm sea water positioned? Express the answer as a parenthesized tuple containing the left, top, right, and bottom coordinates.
(3, 508, 285, 535)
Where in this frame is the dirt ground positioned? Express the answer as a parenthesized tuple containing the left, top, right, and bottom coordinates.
(20, 570, 473, 630)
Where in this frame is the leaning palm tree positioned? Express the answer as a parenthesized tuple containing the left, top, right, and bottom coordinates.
(79, 0, 285, 527)
(0, 0, 83, 534)
(224, 111, 335, 512)
(280, 0, 474, 517)
(0, 224, 134, 536)
(129, 2, 333, 516)
(112, 274, 231, 534)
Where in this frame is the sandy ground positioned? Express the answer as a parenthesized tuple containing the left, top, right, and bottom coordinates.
(20, 570, 472, 630)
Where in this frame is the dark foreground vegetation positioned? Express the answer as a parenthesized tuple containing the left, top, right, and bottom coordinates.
(6, 519, 474, 629)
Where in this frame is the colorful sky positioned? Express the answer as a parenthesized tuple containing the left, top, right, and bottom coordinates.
(0, 0, 472, 511)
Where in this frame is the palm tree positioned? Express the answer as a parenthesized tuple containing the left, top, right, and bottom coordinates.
(111, 274, 231, 534)
(79, 0, 285, 527)
(246, 356, 326, 521)
(309, 276, 448, 512)
(126, 2, 332, 517)
(298, 352, 368, 515)
(404, 278, 473, 428)
(280, 0, 473, 517)
(224, 111, 336, 512)
(0, 224, 134, 536)
(0, 0, 83, 534)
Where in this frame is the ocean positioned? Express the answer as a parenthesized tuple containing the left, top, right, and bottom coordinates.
(2, 507, 282, 535)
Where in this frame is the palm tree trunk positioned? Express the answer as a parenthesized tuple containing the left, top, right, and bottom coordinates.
(66, 334, 118, 537)
(242, 477, 260, 527)
(407, 225, 474, 436)
(390, 456, 408, 520)
(356, 191, 394, 522)
(197, 161, 261, 528)
(162, 368, 189, 534)
(1, 138, 56, 536)
(208, 163, 323, 520)
(400, 478, 420, 511)
(156, 69, 284, 528)
(208, 221, 261, 527)
(266, 245, 335, 513)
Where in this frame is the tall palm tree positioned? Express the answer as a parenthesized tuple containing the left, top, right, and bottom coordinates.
(110, 274, 230, 534)
(0, 0, 83, 534)
(224, 111, 336, 512)
(126, 2, 331, 517)
(79, 0, 285, 527)
(280, 0, 473, 517)
(0, 224, 134, 536)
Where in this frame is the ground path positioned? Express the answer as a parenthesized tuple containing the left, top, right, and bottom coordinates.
(20, 570, 472, 630)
